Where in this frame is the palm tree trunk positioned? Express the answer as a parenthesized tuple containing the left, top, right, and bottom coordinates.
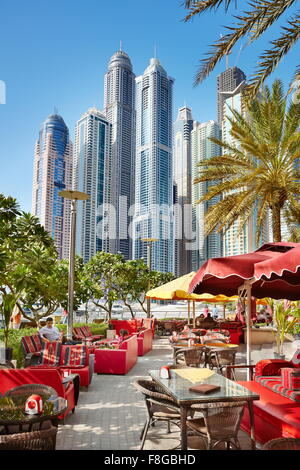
(272, 206, 282, 242)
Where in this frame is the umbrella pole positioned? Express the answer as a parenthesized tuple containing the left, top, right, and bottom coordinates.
(245, 282, 252, 379)
(192, 301, 196, 328)
(187, 300, 191, 325)
(239, 281, 253, 380)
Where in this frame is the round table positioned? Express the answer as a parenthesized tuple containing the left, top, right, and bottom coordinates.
(0, 396, 67, 435)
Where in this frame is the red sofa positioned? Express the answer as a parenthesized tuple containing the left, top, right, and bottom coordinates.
(27, 344, 93, 388)
(219, 321, 244, 344)
(110, 318, 155, 337)
(238, 351, 300, 443)
(94, 335, 138, 375)
(0, 368, 75, 419)
(137, 328, 153, 356)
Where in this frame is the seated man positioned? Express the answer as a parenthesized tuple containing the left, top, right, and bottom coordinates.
(39, 317, 64, 343)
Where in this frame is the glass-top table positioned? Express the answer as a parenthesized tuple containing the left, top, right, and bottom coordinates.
(0, 396, 67, 434)
(149, 368, 259, 450)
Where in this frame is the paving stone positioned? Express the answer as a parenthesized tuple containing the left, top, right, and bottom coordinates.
(56, 336, 297, 451)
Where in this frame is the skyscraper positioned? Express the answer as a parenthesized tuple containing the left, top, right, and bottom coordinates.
(133, 58, 174, 273)
(103, 50, 135, 259)
(222, 91, 269, 255)
(73, 108, 111, 263)
(173, 105, 194, 276)
(191, 120, 222, 270)
(32, 113, 73, 259)
(217, 66, 246, 125)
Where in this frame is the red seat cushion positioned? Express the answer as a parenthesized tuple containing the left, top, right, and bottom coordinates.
(282, 368, 300, 391)
(21, 335, 37, 354)
(62, 345, 87, 367)
(239, 380, 300, 442)
(40, 342, 61, 366)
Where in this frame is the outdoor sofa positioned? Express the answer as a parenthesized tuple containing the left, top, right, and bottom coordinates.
(0, 368, 76, 419)
(26, 343, 93, 388)
(110, 318, 155, 337)
(94, 334, 138, 375)
(136, 328, 153, 356)
(235, 350, 300, 443)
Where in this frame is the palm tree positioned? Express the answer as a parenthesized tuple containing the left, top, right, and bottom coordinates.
(184, 0, 300, 97)
(194, 79, 300, 242)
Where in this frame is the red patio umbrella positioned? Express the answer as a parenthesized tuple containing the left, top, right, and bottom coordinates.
(189, 242, 300, 374)
(189, 242, 300, 300)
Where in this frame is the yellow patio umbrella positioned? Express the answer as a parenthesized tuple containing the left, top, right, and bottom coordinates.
(146, 272, 238, 326)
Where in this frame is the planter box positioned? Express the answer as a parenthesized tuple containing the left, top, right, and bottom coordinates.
(243, 327, 276, 345)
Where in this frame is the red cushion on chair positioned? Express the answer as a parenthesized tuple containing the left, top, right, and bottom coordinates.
(63, 345, 87, 367)
(282, 368, 300, 391)
(32, 334, 42, 351)
(21, 336, 36, 354)
(40, 341, 61, 366)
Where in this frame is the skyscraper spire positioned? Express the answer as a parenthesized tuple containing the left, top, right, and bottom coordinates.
(32, 113, 73, 259)
(133, 57, 174, 273)
(103, 49, 135, 259)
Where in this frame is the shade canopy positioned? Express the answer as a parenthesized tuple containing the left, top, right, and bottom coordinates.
(146, 272, 237, 302)
(189, 242, 300, 301)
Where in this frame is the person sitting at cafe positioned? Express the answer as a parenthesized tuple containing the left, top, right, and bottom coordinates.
(257, 308, 268, 323)
(169, 331, 179, 343)
(39, 317, 64, 343)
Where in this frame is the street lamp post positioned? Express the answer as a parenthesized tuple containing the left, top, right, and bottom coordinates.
(141, 238, 158, 318)
(59, 190, 89, 340)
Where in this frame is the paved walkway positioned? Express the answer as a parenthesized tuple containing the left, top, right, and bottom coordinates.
(56, 337, 298, 451)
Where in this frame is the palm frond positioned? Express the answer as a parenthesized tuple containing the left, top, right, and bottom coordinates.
(204, 188, 256, 234)
(187, 0, 296, 86)
(184, 0, 236, 19)
(247, 14, 300, 98)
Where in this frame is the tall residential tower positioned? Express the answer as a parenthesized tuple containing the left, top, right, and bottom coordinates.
(103, 50, 135, 259)
(217, 66, 246, 125)
(73, 108, 111, 263)
(32, 114, 73, 259)
(191, 120, 222, 270)
(173, 105, 194, 276)
(133, 58, 174, 272)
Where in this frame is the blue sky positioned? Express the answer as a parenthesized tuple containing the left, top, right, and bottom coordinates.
(0, 0, 298, 212)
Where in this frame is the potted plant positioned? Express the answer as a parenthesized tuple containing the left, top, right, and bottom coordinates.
(106, 322, 116, 340)
(273, 302, 299, 360)
(0, 293, 18, 361)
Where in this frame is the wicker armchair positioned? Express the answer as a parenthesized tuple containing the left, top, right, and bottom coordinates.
(262, 438, 300, 450)
(133, 379, 181, 450)
(187, 401, 247, 450)
(0, 425, 57, 450)
(206, 349, 236, 375)
(174, 348, 206, 368)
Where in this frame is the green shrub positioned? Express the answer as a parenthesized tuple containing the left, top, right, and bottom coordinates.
(0, 328, 38, 367)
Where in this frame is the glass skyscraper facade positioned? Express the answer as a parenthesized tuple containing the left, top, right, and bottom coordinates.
(133, 58, 174, 272)
(173, 106, 193, 276)
(73, 108, 111, 263)
(32, 114, 73, 259)
(222, 92, 269, 255)
(103, 50, 135, 260)
(191, 120, 222, 270)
